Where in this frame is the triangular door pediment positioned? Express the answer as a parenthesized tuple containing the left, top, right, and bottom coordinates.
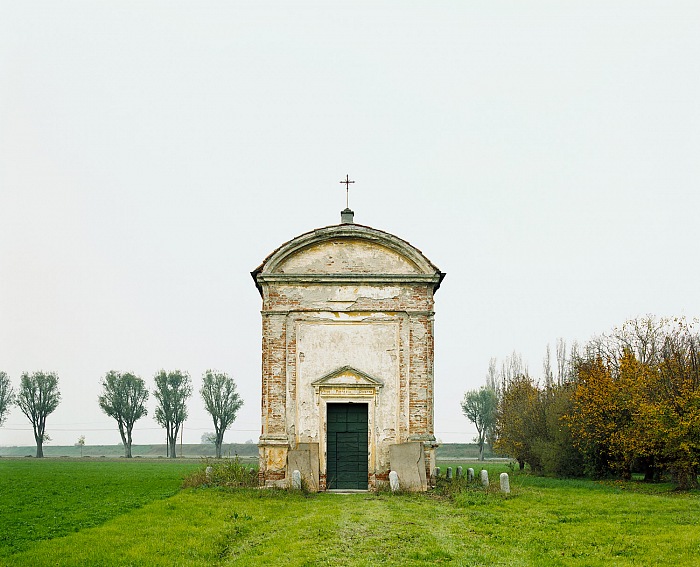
(311, 366, 384, 389)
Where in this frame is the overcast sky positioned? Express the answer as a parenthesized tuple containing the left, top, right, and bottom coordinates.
(1, 2, 698, 448)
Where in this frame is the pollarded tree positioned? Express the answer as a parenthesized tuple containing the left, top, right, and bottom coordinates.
(200, 370, 244, 459)
(461, 386, 498, 461)
(0, 371, 14, 426)
(98, 371, 149, 458)
(17, 371, 61, 458)
(153, 370, 192, 459)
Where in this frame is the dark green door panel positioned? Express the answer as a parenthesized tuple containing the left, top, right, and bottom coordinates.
(326, 403, 368, 490)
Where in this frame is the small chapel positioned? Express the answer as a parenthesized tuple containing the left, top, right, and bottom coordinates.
(252, 202, 444, 491)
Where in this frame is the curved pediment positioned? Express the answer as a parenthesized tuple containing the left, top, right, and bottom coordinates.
(276, 238, 421, 275)
(253, 223, 444, 282)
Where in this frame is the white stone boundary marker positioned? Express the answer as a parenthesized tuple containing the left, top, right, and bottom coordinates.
(500, 472, 510, 494)
(205, 466, 213, 481)
(480, 469, 489, 488)
(446, 467, 453, 480)
(389, 470, 400, 492)
(456, 466, 463, 479)
(291, 469, 302, 490)
(467, 468, 474, 482)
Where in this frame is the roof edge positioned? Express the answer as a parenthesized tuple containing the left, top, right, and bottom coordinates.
(251, 222, 445, 296)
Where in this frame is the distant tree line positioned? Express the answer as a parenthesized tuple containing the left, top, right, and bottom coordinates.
(463, 316, 700, 489)
(0, 369, 243, 460)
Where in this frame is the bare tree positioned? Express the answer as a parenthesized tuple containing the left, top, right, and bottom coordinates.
(569, 340, 581, 374)
(543, 344, 553, 389)
(153, 370, 192, 458)
(485, 358, 500, 397)
(613, 316, 666, 365)
(98, 371, 149, 458)
(17, 371, 61, 458)
(0, 371, 14, 426)
(585, 316, 668, 372)
(555, 338, 568, 385)
(484, 358, 501, 449)
(200, 370, 243, 459)
(500, 351, 527, 390)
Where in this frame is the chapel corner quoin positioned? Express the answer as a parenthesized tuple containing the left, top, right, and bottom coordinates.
(251, 208, 445, 491)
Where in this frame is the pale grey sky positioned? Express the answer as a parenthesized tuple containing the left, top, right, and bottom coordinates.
(1, 2, 698, 447)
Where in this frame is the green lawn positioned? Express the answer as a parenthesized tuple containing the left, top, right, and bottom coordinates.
(0, 458, 199, 557)
(1, 459, 699, 566)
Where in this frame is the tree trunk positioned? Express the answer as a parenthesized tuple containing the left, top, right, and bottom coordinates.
(215, 429, 224, 459)
(476, 429, 485, 461)
(674, 465, 699, 490)
(34, 428, 44, 458)
(641, 458, 657, 482)
(119, 426, 131, 458)
(125, 427, 133, 458)
(168, 436, 177, 459)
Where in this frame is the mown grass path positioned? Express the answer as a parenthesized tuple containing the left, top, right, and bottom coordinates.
(1, 460, 699, 566)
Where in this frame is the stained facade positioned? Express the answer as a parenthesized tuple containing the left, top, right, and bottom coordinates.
(252, 210, 444, 490)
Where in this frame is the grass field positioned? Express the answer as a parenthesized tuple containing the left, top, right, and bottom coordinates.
(0, 458, 200, 558)
(0, 442, 486, 459)
(0, 443, 260, 459)
(1, 458, 699, 566)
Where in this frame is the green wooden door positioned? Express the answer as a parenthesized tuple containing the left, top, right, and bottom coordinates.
(326, 403, 368, 490)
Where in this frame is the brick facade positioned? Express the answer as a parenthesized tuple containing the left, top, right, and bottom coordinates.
(252, 218, 444, 490)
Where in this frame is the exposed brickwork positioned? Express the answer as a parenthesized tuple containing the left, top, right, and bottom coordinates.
(253, 224, 443, 491)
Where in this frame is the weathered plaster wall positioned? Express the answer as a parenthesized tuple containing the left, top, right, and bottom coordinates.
(276, 239, 421, 274)
(264, 283, 433, 312)
(294, 317, 400, 473)
(254, 223, 443, 489)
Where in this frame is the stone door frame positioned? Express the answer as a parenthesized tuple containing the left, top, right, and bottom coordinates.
(317, 391, 378, 490)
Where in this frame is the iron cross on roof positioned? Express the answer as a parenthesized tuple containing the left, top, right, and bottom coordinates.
(340, 174, 355, 209)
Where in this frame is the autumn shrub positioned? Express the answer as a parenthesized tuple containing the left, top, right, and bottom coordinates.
(494, 375, 537, 470)
(566, 322, 700, 488)
(530, 438, 584, 478)
(493, 317, 700, 489)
